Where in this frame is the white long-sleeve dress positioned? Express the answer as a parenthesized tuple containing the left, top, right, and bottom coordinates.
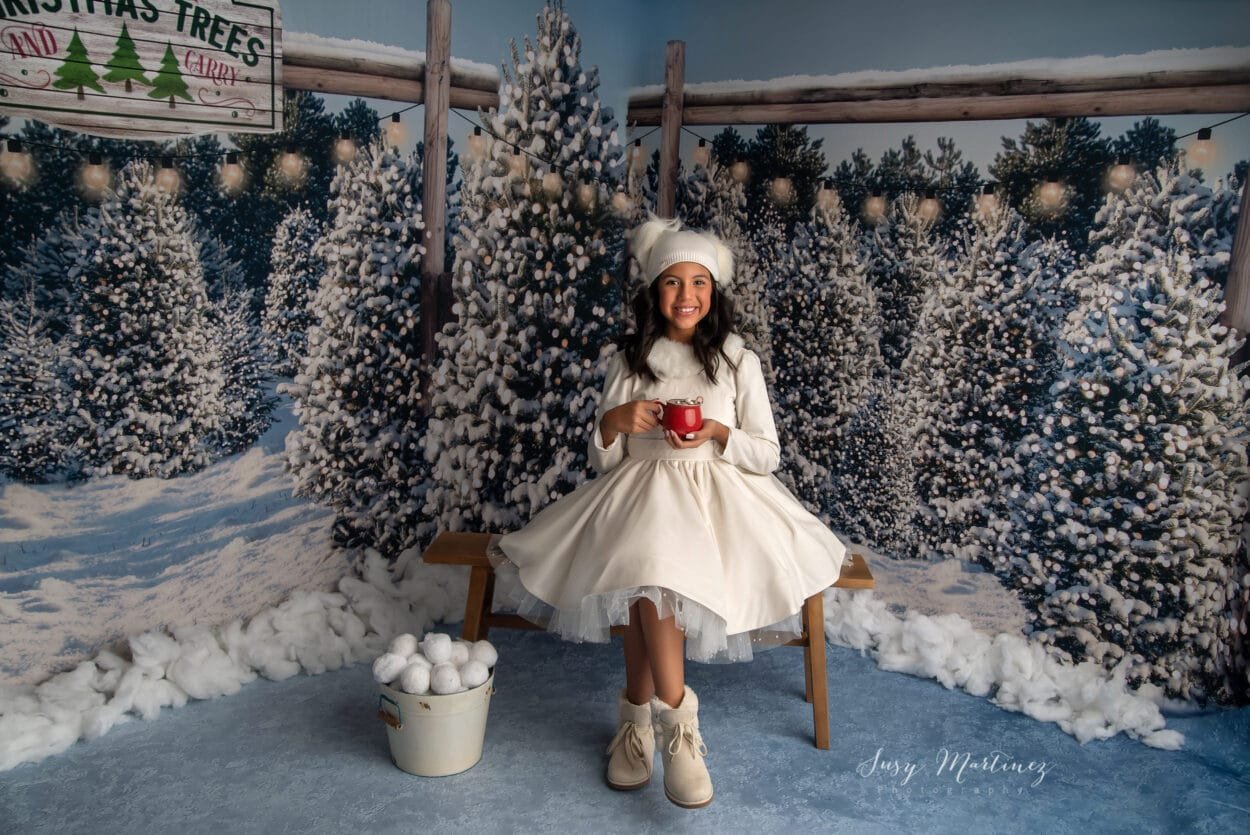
(487, 332, 848, 663)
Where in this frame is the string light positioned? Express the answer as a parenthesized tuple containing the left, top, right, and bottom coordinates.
(0, 139, 35, 187)
(219, 151, 246, 194)
(79, 152, 112, 196)
(918, 189, 942, 221)
(1108, 155, 1136, 191)
(1187, 126, 1215, 167)
(692, 138, 710, 168)
(508, 149, 529, 179)
(610, 187, 635, 217)
(155, 156, 182, 195)
(816, 178, 838, 212)
(863, 190, 887, 223)
(467, 125, 487, 160)
(577, 177, 597, 209)
(974, 182, 999, 217)
(277, 144, 307, 187)
(1037, 178, 1067, 211)
(730, 159, 750, 183)
(334, 133, 358, 165)
(769, 176, 794, 205)
(386, 112, 406, 148)
(542, 166, 562, 197)
(628, 138, 644, 173)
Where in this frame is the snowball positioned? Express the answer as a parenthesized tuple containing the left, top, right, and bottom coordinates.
(459, 659, 489, 689)
(404, 652, 432, 670)
(471, 640, 498, 668)
(387, 633, 419, 658)
(421, 633, 452, 664)
(398, 662, 431, 695)
(430, 663, 461, 694)
(372, 653, 408, 684)
(449, 640, 471, 666)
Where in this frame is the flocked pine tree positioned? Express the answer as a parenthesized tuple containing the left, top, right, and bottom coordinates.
(998, 244, 1250, 703)
(421, 0, 625, 536)
(865, 192, 946, 375)
(263, 206, 325, 376)
(281, 138, 429, 556)
(826, 379, 921, 557)
(770, 197, 881, 521)
(208, 283, 277, 456)
(0, 279, 70, 482)
(61, 161, 226, 479)
(904, 204, 1074, 560)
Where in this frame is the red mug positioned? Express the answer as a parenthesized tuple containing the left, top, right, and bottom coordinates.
(661, 397, 703, 436)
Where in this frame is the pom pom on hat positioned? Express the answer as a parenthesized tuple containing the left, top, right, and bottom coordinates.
(631, 212, 735, 289)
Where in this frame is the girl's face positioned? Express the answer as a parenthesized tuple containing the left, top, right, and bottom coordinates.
(656, 261, 713, 342)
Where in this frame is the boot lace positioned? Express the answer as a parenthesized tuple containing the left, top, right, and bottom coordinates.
(605, 720, 650, 761)
(665, 721, 708, 759)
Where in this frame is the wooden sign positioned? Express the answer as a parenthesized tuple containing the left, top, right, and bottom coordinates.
(0, 1, 283, 139)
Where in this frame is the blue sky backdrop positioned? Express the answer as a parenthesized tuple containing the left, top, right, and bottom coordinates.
(286, 0, 1249, 180)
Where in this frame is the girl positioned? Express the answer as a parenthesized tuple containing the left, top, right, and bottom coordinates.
(487, 214, 847, 809)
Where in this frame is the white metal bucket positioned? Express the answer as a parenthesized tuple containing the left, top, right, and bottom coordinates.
(377, 672, 495, 777)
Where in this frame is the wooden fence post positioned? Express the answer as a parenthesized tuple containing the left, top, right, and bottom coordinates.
(657, 40, 684, 219)
(421, 0, 452, 372)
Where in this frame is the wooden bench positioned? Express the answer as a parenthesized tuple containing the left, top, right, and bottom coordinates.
(422, 531, 875, 749)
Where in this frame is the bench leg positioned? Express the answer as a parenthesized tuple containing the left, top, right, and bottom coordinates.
(464, 566, 492, 642)
(802, 592, 830, 750)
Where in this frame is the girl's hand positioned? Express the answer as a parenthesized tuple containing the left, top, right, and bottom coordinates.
(603, 399, 665, 435)
(663, 419, 729, 451)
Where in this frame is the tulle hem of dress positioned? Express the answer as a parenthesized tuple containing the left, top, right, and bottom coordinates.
(486, 535, 805, 664)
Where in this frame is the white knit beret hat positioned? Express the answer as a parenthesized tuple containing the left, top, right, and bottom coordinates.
(631, 213, 736, 290)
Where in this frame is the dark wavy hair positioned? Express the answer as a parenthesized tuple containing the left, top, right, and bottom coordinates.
(618, 276, 739, 385)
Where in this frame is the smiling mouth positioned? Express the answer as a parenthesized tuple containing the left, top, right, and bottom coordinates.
(675, 306, 699, 316)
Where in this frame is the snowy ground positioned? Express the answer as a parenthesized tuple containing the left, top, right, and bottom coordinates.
(0, 387, 348, 686)
(0, 393, 1191, 771)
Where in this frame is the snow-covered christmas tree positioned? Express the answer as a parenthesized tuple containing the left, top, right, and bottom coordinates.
(282, 138, 429, 556)
(866, 192, 946, 375)
(769, 196, 881, 521)
(207, 283, 277, 456)
(995, 241, 1249, 703)
(421, 0, 625, 536)
(60, 161, 226, 479)
(262, 206, 325, 376)
(826, 379, 921, 557)
(0, 279, 70, 482)
(904, 204, 1074, 559)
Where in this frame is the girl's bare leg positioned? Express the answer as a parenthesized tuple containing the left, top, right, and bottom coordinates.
(623, 600, 655, 705)
(635, 597, 686, 707)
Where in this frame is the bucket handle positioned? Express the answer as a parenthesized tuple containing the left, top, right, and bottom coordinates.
(377, 693, 403, 730)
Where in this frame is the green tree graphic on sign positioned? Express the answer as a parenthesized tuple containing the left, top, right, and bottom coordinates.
(148, 43, 193, 108)
(103, 24, 150, 93)
(52, 29, 105, 100)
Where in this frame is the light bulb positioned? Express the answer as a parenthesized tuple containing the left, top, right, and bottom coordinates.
(577, 180, 597, 209)
(692, 138, 710, 168)
(863, 192, 886, 223)
(629, 139, 644, 172)
(1038, 179, 1066, 210)
(278, 147, 307, 186)
(610, 189, 634, 217)
(1108, 155, 1136, 191)
(816, 179, 838, 212)
(386, 113, 406, 148)
(918, 190, 941, 221)
(80, 153, 111, 194)
(156, 157, 182, 194)
(542, 168, 562, 197)
(0, 139, 35, 186)
(975, 183, 999, 217)
(219, 151, 246, 193)
(730, 160, 750, 183)
(467, 126, 487, 160)
(1187, 127, 1215, 167)
(769, 176, 794, 205)
(334, 135, 357, 164)
(508, 150, 529, 179)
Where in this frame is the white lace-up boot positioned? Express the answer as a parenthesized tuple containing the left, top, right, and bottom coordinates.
(605, 688, 655, 790)
(653, 684, 713, 808)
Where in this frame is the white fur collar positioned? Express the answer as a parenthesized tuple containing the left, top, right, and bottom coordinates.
(646, 333, 745, 381)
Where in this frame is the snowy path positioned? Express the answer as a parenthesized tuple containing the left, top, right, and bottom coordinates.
(0, 393, 348, 685)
